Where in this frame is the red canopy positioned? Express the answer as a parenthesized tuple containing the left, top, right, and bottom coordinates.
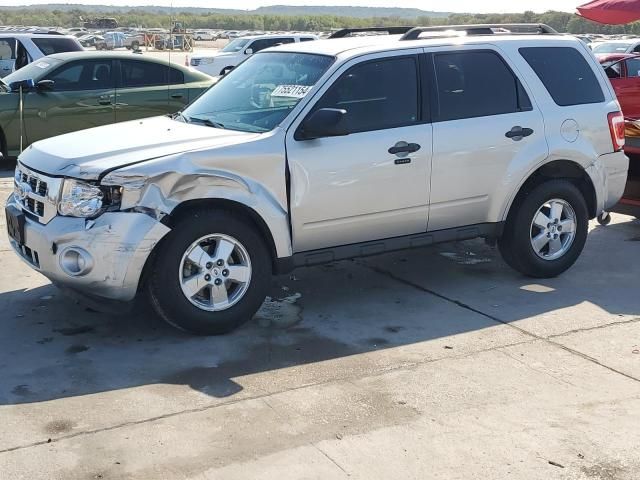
(577, 0, 640, 24)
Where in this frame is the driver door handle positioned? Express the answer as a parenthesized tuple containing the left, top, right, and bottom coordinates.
(98, 95, 112, 105)
(388, 142, 421, 155)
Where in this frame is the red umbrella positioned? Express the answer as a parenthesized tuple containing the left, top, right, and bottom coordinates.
(577, 0, 640, 24)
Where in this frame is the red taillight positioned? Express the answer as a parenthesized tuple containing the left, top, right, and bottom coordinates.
(608, 111, 625, 152)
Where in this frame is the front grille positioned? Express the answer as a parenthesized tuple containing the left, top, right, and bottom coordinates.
(191, 58, 201, 66)
(14, 164, 62, 225)
(20, 172, 48, 197)
(24, 197, 45, 217)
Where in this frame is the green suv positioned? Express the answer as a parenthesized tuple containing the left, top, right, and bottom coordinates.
(0, 52, 213, 158)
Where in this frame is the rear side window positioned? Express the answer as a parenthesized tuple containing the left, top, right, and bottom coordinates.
(520, 47, 605, 106)
(314, 56, 419, 133)
(169, 68, 184, 84)
(433, 51, 532, 121)
(32, 37, 83, 55)
(121, 60, 168, 88)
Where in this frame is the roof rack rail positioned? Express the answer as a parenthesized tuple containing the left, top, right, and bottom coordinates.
(328, 26, 414, 39)
(400, 23, 558, 41)
(0, 29, 64, 35)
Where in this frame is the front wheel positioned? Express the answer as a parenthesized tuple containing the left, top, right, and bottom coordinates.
(498, 179, 589, 278)
(147, 209, 271, 335)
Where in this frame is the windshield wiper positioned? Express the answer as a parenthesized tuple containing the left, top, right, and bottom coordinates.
(189, 116, 226, 129)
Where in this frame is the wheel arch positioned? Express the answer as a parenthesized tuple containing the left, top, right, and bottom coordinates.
(137, 197, 286, 293)
(502, 159, 598, 224)
(163, 198, 279, 263)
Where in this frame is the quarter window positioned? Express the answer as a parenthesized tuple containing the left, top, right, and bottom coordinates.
(434, 51, 531, 122)
(520, 47, 605, 106)
(314, 56, 419, 133)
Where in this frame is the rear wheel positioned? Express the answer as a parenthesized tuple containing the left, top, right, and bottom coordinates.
(147, 209, 271, 335)
(499, 179, 588, 278)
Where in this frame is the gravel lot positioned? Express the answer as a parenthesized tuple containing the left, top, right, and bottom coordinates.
(0, 165, 639, 479)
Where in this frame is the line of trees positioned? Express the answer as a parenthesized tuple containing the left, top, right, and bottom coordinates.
(2, 8, 640, 34)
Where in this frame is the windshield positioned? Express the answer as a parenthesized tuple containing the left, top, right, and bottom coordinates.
(592, 42, 633, 54)
(3, 57, 61, 84)
(222, 38, 251, 53)
(182, 52, 334, 133)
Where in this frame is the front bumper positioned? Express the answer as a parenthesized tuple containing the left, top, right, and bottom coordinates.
(6, 194, 170, 302)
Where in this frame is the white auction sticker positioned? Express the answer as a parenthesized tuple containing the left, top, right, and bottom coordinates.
(35, 62, 50, 69)
(271, 84, 312, 98)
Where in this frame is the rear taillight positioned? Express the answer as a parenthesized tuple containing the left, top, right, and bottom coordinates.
(608, 111, 625, 152)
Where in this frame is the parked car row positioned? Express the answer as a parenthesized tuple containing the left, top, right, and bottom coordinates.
(3, 24, 632, 337)
(190, 33, 318, 76)
(0, 52, 213, 158)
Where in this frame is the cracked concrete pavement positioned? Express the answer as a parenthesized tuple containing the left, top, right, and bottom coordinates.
(0, 166, 639, 479)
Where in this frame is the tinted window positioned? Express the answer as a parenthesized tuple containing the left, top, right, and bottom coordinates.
(47, 60, 114, 91)
(300, 37, 315, 42)
(434, 51, 531, 121)
(32, 37, 83, 55)
(250, 38, 295, 53)
(121, 60, 169, 87)
(169, 68, 184, 84)
(602, 61, 622, 79)
(520, 47, 605, 106)
(315, 56, 419, 133)
(626, 58, 640, 77)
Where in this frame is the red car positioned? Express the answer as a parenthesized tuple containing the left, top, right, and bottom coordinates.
(600, 54, 640, 218)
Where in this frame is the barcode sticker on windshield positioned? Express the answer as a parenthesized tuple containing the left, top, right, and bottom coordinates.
(271, 85, 312, 98)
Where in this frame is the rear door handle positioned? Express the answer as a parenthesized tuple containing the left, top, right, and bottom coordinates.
(505, 126, 534, 140)
(171, 93, 184, 99)
(388, 142, 421, 155)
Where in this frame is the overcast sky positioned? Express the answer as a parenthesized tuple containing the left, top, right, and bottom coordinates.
(2, 0, 586, 14)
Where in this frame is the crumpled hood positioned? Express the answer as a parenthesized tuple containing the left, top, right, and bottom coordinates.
(19, 116, 259, 180)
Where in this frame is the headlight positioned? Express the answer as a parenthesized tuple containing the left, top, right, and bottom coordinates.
(58, 179, 104, 218)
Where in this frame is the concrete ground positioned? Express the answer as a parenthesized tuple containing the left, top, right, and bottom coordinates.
(0, 167, 639, 479)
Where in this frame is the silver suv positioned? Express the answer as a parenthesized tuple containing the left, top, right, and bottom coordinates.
(5, 24, 629, 335)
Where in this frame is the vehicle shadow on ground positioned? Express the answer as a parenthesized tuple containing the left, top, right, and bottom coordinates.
(0, 217, 638, 405)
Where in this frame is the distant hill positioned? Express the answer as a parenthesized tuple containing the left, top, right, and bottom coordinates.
(254, 6, 452, 19)
(0, 4, 453, 19)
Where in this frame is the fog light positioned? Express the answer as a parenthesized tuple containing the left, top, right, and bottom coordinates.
(59, 247, 94, 277)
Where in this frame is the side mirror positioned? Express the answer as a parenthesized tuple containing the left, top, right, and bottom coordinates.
(297, 108, 348, 140)
(9, 79, 35, 92)
(36, 79, 55, 91)
(244, 48, 253, 55)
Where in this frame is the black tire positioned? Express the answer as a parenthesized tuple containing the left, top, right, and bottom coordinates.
(132, 41, 140, 50)
(498, 179, 589, 278)
(147, 209, 272, 335)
